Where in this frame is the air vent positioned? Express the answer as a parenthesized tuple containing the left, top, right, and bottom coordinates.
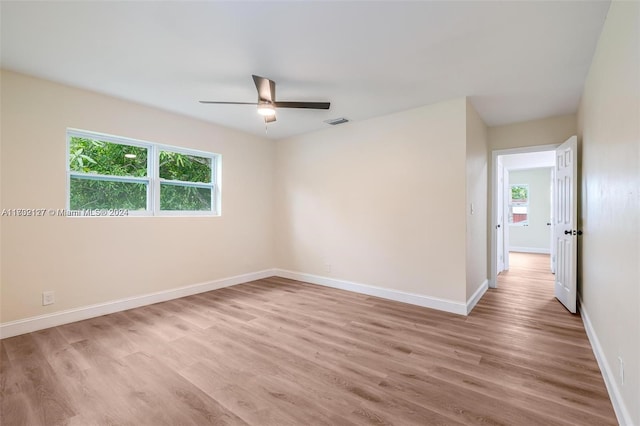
(324, 117, 349, 126)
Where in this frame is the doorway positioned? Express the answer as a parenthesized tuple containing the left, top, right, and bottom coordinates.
(507, 166, 554, 259)
(491, 137, 579, 313)
(490, 144, 558, 288)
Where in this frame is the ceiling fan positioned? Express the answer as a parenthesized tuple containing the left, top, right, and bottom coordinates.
(199, 75, 330, 123)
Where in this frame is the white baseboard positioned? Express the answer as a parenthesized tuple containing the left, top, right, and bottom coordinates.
(0, 269, 488, 338)
(274, 269, 467, 316)
(466, 279, 488, 314)
(488, 277, 497, 289)
(0, 269, 275, 339)
(509, 246, 550, 254)
(578, 296, 632, 426)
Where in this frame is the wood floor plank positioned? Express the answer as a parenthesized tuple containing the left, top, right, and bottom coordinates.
(0, 252, 617, 425)
(179, 361, 304, 426)
(1, 334, 77, 425)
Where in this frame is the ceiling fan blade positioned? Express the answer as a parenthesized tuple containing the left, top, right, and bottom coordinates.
(252, 75, 275, 102)
(265, 115, 277, 123)
(274, 101, 330, 110)
(199, 101, 258, 105)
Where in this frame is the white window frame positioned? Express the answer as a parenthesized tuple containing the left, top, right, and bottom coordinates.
(509, 183, 529, 226)
(154, 145, 220, 217)
(66, 129, 221, 217)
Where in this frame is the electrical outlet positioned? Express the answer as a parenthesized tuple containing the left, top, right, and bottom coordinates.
(324, 263, 332, 274)
(42, 291, 55, 306)
(618, 356, 624, 385)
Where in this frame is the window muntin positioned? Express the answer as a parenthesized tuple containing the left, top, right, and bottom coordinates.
(67, 129, 220, 216)
(509, 184, 529, 226)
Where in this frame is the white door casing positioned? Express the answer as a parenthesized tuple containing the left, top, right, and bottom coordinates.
(490, 143, 559, 289)
(497, 158, 505, 274)
(549, 168, 556, 273)
(503, 165, 510, 271)
(554, 136, 578, 313)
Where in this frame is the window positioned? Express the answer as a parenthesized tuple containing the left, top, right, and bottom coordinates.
(159, 149, 214, 212)
(67, 129, 220, 216)
(509, 184, 529, 226)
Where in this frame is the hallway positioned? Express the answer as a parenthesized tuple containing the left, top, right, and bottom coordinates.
(499, 252, 556, 302)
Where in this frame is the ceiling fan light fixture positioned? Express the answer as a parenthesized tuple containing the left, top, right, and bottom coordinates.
(257, 103, 276, 116)
(200, 75, 329, 125)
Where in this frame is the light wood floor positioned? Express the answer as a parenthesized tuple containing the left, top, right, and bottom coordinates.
(1, 253, 616, 425)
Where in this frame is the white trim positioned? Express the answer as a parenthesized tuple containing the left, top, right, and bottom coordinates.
(466, 279, 488, 314)
(494, 143, 562, 156)
(69, 172, 150, 185)
(274, 269, 467, 315)
(66, 128, 221, 217)
(68, 128, 154, 149)
(504, 165, 556, 172)
(488, 277, 497, 289)
(509, 246, 551, 254)
(578, 296, 633, 426)
(0, 269, 275, 339)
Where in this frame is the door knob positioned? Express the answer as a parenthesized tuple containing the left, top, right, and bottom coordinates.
(564, 230, 572, 235)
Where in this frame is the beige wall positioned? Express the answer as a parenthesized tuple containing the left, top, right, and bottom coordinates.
(508, 168, 552, 251)
(489, 113, 576, 151)
(0, 72, 3, 317)
(577, 1, 640, 424)
(0, 70, 276, 323)
(465, 100, 488, 298)
(275, 98, 468, 303)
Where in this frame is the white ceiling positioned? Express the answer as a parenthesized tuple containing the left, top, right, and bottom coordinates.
(1, 1, 610, 140)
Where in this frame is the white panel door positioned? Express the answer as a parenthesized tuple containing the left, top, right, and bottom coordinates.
(554, 136, 578, 313)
